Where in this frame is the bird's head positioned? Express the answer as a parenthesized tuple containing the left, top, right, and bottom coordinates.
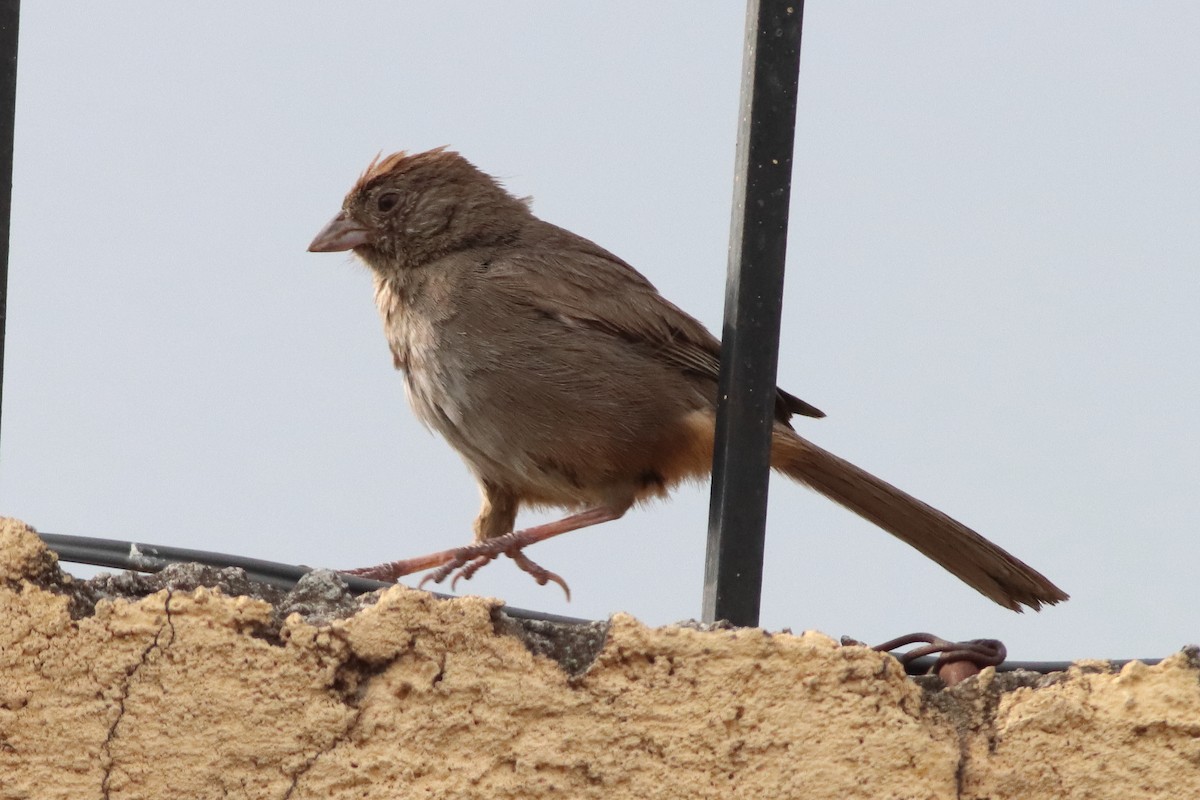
(308, 147, 530, 272)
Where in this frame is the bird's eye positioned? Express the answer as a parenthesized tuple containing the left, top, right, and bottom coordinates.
(376, 192, 400, 214)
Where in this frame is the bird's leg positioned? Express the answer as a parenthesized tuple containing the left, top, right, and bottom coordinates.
(341, 546, 470, 582)
(342, 481, 517, 583)
(343, 505, 625, 598)
(453, 481, 521, 580)
(427, 505, 625, 597)
(344, 477, 628, 598)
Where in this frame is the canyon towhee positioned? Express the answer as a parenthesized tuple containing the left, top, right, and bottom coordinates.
(309, 148, 1067, 611)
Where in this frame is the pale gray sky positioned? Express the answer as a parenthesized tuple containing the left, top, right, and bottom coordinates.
(3, 2, 1198, 660)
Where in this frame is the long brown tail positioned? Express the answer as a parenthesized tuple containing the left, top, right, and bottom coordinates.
(771, 428, 1068, 611)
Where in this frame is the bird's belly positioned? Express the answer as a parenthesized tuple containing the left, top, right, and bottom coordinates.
(402, 347, 714, 510)
(403, 366, 583, 501)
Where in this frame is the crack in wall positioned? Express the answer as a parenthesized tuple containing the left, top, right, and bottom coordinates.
(280, 700, 366, 800)
(280, 632, 415, 799)
(919, 669, 1071, 799)
(279, 629, 466, 798)
(99, 590, 176, 800)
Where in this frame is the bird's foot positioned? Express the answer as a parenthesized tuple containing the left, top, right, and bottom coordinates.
(341, 505, 623, 598)
(417, 530, 571, 599)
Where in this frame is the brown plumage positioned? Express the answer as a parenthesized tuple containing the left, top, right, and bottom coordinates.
(308, 148, 1068, 612)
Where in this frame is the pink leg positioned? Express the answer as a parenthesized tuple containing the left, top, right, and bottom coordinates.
(342, 505, 624, 598)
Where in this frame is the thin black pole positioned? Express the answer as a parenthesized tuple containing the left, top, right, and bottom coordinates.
(0, 1, 18, 454)
(703, 0, 805, 626)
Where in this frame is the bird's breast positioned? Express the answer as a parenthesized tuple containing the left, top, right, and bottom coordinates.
(374, 273, 449, 416)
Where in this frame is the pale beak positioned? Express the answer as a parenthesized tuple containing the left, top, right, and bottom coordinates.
(308, 211, 372, 252)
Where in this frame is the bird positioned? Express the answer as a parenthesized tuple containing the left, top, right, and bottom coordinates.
(308, 147, 1068, 612)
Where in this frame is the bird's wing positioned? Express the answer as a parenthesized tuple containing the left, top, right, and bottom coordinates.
(484, 222, 823, 421)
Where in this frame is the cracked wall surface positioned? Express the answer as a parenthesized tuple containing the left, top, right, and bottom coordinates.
(2, 517, 1198, 799)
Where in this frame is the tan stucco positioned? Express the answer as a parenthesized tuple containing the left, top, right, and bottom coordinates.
(1, 518, 1196, 799)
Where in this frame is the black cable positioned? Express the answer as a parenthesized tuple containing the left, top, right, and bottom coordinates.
(36, 532, 1164, 674)
(37, 532, 589, 626)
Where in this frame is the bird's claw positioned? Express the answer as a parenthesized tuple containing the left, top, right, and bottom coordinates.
(415, 535, 570, 599)
(507, 550, 571, 600)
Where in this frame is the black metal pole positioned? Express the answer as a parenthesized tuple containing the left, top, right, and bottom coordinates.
(703, 0, 805, 626)
(0, 1, 18, 454)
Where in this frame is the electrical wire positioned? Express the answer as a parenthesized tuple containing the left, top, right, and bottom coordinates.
(36, 532, 1163, 674)
(37, 532, 588, 626)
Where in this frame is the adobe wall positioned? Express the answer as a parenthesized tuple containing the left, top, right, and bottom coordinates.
(1, 518, 1196, 799)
